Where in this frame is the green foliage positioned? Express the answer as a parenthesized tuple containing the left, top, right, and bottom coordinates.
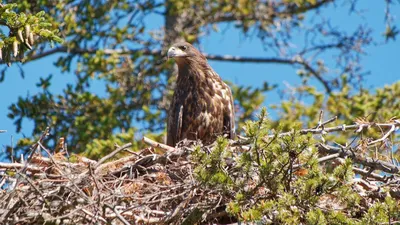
(193, 109, 400, 224)
(361, 196, 400, 225)
(194, 137, 233, 187)
(84, 128, 164, 159)
(231, 81, 276, 129)
(0, 2, 62, 67)
(306, 208, 327, 225)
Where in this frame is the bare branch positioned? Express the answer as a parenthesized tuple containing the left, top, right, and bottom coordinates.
(104, 204, 130, 225)
(317, 143, 400, 174)
(352, 167, 387, 182)
(94, 143, 133, 168)
(15, 47, 334, 92)
(368, 124, 396, 145)
(275, 121, 400, 137)
(0, 162, 43, 172)
(143, 136, 176, 152)
(210, 0, 333, 23)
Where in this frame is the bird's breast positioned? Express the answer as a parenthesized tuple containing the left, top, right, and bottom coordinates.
(176, 85, 224, 139)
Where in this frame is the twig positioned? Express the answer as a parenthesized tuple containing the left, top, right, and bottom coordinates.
(95, 152, 143, 175)
(76, 155, 97, 165)
(0, 162, 44, 172)
(317, 143, 400, 174)
(293, 153, 340, 169)
(19, 127, 50, 175)
(0, 177, 6, 189)
(31, 154, 86, 168)
(352, 167, 387, 182)
(17, 173, 53, 214)
(105, 204, 130, 225)
(164, 189, 194, 224)
(94, 143, 133, 168)
(315, 110, 324, 129)
(317, 153, 341, 163)
(274, 121, 399, 137)
(320, 116, 338, 127)
(81, 208, 107, 223)
(368, 124, 396, 145)
(143, 136, 176, 152)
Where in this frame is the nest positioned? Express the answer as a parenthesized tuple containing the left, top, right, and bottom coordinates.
(0, 136, 232, 224)
(0, 117, 400, 224)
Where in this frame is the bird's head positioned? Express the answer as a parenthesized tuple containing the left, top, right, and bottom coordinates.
(167, 42, 206, 66)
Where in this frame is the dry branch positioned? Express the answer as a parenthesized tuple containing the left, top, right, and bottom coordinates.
(143, 136, 176, 152)
(0, 162, 44, 172)
(317, 143, 400, 174)
(95, 143, 133, 168)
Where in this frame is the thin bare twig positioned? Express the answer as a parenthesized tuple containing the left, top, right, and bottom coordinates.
(95, 143, 133, 168)
(143, 136, 176, 152)
(317, 143, 400, 174)
(105, 204, 131, 225)
(368, 124, 396, 145)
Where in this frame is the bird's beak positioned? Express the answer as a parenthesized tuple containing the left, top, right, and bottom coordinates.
(167, 47, 186, 59)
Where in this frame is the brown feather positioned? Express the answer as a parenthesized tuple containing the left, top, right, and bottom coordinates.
(167, 42, 235, 147)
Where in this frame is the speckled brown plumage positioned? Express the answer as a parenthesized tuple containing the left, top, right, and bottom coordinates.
(166, 42, 235, 147)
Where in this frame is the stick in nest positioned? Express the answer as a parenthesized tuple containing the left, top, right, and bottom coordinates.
(142, 136, 176, 152)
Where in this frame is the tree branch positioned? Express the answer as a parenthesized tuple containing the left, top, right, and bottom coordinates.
(317, 143, 400, 175)
(16, 46, 333, 93)
(209, 0, 333, 23)
(142, 136, 176, 152)
(94, 143, 133, 169)
(204, 54, 332, 93)
(275, 121, 400, 137)
(20, 46, 159, 64)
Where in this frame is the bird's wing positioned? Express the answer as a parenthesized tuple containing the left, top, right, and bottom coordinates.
(223, 85, 236, 139)
(167, 99, 183, 147)
(177, 105, 183, 140)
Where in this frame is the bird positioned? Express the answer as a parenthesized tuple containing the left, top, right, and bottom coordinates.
(166, 42, 235, 147)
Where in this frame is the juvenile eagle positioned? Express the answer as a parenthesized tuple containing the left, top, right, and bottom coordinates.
(166, 42, 235, 147)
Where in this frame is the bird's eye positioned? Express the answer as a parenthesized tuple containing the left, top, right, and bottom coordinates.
(179, 45, 187, 51)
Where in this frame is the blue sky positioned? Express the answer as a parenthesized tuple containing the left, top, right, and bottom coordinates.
(0, 2, 399, 150)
